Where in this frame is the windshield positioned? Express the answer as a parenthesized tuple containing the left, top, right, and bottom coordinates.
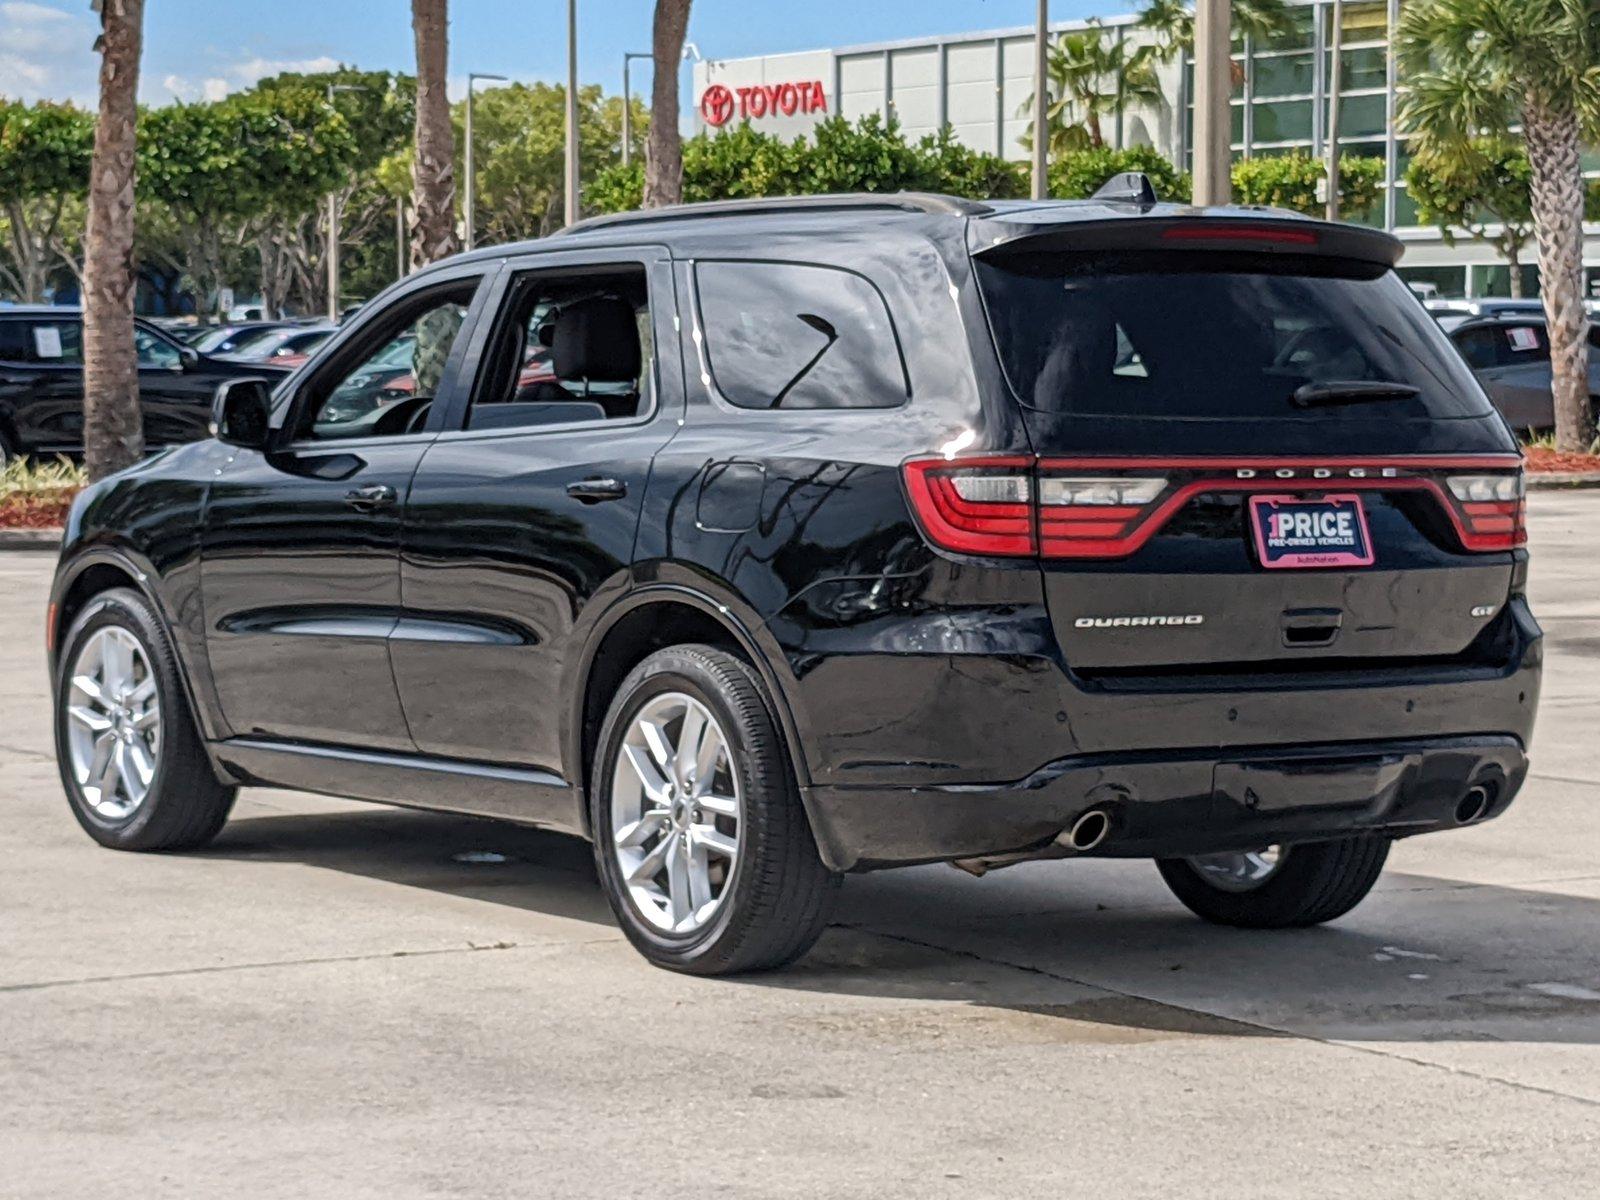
(975, 250, 1492, 421)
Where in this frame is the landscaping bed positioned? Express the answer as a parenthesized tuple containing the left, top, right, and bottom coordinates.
(1523, 445, 1600, 475)
(0, 458, 83, 531)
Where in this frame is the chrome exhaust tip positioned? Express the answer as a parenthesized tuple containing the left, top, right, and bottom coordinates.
(1062, 808, 1112, 853)
(1454, 784, 1493, 826)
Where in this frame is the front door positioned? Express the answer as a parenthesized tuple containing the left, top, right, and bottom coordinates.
(200, 270, 489, 749)
(392, 250, 681, 787)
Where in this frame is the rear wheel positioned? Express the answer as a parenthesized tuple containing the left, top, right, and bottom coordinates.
(54, 587, 236, 850)
(590, 644, 839, 975)
(1155, 837, 1389, 928)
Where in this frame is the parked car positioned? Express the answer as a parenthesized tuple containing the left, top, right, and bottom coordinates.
(216, 324, 335, 366)
(1449, 315, 1600, 431)
(0, 307, 289, 460)
(47, 189, 1538, 975)
(188, 322, 292, 358)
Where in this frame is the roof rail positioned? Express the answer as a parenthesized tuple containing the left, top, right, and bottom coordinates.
(554, 192, 993, 237)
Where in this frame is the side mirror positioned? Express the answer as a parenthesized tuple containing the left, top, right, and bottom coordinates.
(179, 346, 200, 371)
(211, 377, 275, 449)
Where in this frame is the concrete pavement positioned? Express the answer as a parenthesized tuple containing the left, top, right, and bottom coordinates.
(4, 495, 1600, 1198)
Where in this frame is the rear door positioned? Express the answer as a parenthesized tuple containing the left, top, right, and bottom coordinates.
(972, 237, 1524, 677)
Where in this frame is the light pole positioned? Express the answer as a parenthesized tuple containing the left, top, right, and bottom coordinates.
(621, 51, 651, 170)
(565, 0, 579, 226)
(1192, 0, 1232, 206)
(465, 72, 509, 251)
(1031, 0, 1048, 200)
(325, 82, 366, 321)
(1325, 0, 1344, 221)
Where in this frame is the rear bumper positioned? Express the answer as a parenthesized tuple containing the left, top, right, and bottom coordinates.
(804, 734, 1529, 872)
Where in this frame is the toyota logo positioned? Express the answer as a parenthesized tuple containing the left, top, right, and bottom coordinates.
(699, 84, 735, 127)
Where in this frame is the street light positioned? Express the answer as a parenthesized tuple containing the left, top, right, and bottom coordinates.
(1031, 0, 1048, 201)
(465, 72, 510, 251)
(1192, 0, 1232, 206)
(565, 0, 579, 227)
(621, 51, 651, 170)
(325, 83, 369, 322)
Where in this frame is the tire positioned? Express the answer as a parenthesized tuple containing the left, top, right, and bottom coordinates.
(589, 644, 840, 975)
(1155, 837, 1389, 929)
(53, 587, 236, 851)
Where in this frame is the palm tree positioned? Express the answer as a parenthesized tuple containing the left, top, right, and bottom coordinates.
(1021, 22, 1164, 156)
(81, 0, 145, 481)
(643, 0, 693, 208)
(1398, 0, 1600, 453)
(410, 0, 458, 265)
(1138, 0, 1295, 63)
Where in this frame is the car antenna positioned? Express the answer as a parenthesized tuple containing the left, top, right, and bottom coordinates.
(1091, 171, 1159, 208)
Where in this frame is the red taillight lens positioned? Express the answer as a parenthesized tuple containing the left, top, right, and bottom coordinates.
(1445, 472, 1527, 551)
(902, 457, 1036, 556)
(903, 458, 1171, 558)
(1161, 224, 1319, 246)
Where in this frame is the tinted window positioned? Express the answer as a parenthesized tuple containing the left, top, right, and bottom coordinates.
(467, 264, 652, 430)
(1500, 324, 1549, 361)
(0, 320, 29, 362)
(0, 318, 83, 365)
(1453, 327, 1503, 370)
(135, 327, 182, 369)
(976, 250, 1493, 421)
(696, 261, 908, 409)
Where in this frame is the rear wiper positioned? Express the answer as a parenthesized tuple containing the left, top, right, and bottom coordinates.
(1291, 380, 1421, 409)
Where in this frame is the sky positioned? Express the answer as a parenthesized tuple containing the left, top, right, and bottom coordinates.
(0, 0, 1127, 110)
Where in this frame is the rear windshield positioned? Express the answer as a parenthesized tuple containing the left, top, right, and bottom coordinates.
(975, 250, 1492, 421)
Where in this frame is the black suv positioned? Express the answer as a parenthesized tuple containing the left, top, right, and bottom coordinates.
(0, 307, 284, 459)
(47, 189, 1539, 975)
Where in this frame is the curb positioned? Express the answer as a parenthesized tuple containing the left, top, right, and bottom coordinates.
(1527, 473, 1600, 491)
(0, 528, 63, 551)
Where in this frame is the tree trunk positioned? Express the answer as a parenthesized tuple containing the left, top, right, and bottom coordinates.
(82, 0, 145, 482)
(1523, 96, 1594, 452)
(410, 0, 459, 266)
(642, 0, 692, 209)
(1506, 243, 1524, 299)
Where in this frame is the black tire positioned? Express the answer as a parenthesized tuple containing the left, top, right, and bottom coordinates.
(589, 644, 839, 975)
(53, 587, 236, 851)
(1155, 837, 1389, 929)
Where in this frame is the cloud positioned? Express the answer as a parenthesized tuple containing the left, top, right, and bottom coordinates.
(160, 54, 343, 105)
(0, 0, 97, 104)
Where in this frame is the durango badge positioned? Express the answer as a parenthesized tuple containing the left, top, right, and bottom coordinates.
(1074, 614, 1205, 628)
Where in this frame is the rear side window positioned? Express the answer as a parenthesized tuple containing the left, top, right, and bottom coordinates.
(976, 249, 1493, 421)
(695, 261, 908, 409)
(1500, 324, 1549, 361)
(0, 318, 82, 364)
(1453, 327, 1502, 370)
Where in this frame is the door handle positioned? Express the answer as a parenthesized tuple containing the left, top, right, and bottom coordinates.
(344, 483, 398, 512)
(566, 477, 627, 504)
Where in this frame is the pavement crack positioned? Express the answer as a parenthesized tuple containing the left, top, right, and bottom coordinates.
(835, 921, 1600, 1113)
(0, 741, 53, 762)
(0, 938, 612, 995)
(1529, 770, 1600, 789)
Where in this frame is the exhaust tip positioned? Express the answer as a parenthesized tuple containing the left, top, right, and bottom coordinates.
(1064, 808, 1112, 853)
(1454, 784, 1493, 826)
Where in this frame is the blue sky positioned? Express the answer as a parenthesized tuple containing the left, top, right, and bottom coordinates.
(1, 0, 1126, 108)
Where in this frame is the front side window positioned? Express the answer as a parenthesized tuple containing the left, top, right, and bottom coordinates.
(976, 249, 1493, 421)
(300, 280, 479, 440)
(135, 328, 182, 370)
(695, 261, 909, 410)
(466, 264, 652, 432)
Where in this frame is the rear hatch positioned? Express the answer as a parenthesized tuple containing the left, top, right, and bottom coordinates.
(950, 218, 1524, 677)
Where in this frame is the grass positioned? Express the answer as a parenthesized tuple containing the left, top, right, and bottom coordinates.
(0, 456, 85, 529)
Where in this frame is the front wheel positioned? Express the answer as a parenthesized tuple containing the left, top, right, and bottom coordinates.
(54, 587, 237, 851)
(1155, 837, 1389, 928)
(590, 644, 839, 975)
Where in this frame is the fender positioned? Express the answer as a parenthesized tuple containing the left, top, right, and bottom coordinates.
(50, 541, 233, 746)
(563, 570, 818, 828)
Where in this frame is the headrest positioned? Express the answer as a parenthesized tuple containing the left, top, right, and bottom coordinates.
(552, 296, 640, 382)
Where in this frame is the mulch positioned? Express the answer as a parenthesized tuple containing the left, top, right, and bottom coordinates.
(0, 493, 78, 529)
(1523, 446, 1600, 475)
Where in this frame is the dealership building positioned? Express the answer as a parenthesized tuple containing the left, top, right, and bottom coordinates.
(692, 0, 1600, 299)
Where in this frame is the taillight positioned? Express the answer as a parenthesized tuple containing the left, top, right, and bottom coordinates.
(902, 457, 1036, 556)
(1036, 473, 1168, 557)
(904, 458, 1171, 558)
(1445, 472, 1527, 551)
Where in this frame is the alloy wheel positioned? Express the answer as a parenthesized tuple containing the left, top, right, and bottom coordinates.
(609, 692, 742, 935)
(63, 627, 162, 820)
(1185, 846, 1284, 893)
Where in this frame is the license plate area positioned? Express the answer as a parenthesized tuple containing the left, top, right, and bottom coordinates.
(1249, 493, 1374, 569)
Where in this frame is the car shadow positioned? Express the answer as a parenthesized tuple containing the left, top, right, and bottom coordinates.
(207, 805, 1600, 1047)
